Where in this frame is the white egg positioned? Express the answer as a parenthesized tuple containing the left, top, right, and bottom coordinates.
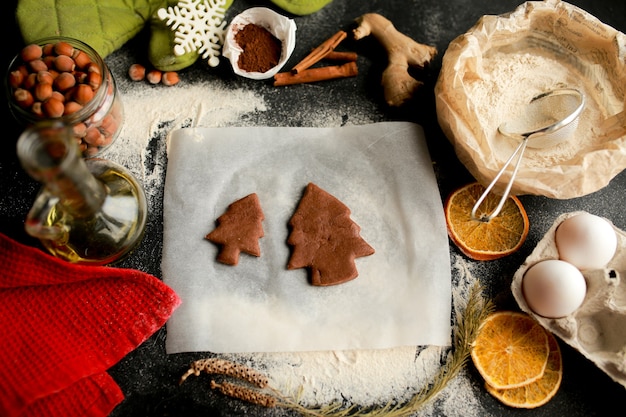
(555, 212, 617, 270)
(522, 259, 587, 318)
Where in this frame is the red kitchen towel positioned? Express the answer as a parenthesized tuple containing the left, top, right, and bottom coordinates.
(0, 233, 181, 417)
(21, 373, 123, 417)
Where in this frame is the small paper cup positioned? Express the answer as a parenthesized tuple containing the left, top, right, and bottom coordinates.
(223, 7, 297, 80)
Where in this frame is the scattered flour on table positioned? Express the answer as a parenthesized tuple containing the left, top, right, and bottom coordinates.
(99, 81, 266, 206)
(100, 75, 487, 414)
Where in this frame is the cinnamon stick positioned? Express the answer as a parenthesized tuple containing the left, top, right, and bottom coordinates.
(291, 30, 347, 74)
(323, 51, 358, 62)
(274, 61, 358, 86)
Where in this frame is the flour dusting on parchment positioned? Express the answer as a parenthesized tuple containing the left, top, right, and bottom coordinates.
(217, 253, 483, 415)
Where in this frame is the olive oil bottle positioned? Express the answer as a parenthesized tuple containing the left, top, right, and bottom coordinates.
(17, 121, 147, 265)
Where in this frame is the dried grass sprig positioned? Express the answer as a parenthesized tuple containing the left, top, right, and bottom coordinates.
(210, 380, 277, 407)
(180, 358, 269, 388)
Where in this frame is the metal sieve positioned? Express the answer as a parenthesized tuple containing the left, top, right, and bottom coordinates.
(472, 88, 585, 222)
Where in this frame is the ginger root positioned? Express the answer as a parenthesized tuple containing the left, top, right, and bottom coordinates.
(353, 13, 437, 107)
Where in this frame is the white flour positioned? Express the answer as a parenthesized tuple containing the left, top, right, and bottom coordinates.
(465, 50, 605, 168)
(102, 69, 484, 414)
(99, 80, 267, 206)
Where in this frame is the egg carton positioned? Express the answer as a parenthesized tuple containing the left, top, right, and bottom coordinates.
(511, 211, 626, 388)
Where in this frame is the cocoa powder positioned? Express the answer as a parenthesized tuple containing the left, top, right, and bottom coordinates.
(234, 24, 282, 73)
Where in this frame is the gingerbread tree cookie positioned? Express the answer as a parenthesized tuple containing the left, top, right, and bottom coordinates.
(287, 183, 375, 286)
(205, 193, 265, 265)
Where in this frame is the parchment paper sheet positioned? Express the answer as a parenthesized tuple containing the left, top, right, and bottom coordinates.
(162, 122, 451, 354)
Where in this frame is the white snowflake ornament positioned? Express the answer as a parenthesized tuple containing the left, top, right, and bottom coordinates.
(157, 0, 229, 67)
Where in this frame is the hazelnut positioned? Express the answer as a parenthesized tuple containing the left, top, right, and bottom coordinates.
(64, 101, 83, 115)
(42, 97, 65, 118)
(162, 71, 180, 86)
(20, 44, 43, 62)
(73, 122, 88, 138)
(42, 43, 55, 56)
(50, 91, 65, 103)
(86, 62, 101, 75)
(128, 64, 146, 81)
(14, 88, 34, 108)
(36, 70, 54, 85)
(43, 55, 55, 69)
(54, 72, 76, 91)
(73, 84, 94, 105)
(28, 59, 48, 73)
(53, 41, 75, 57)
(88, 71, 102, 90)
(9, 69, 25, 89)
(84, 126, 104, 146)
(34, 82, 53, 101)
(100, 114, 119, 135)
(146, 70, 162, 84)
(54, 55, 75, 72)
(73, 50, 92, 69)
(23, 73, 37, 90)
(31, 102, 44, 117)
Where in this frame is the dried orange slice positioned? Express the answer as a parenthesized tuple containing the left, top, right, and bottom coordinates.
(471, 311, 549, 389)
(444, 182, 529, 261)
(485, 330, 562, 408)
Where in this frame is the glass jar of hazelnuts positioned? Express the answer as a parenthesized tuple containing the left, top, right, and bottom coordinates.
(6, 37, 123, 157)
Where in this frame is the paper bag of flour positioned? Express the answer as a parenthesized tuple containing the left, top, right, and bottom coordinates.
(435, 0, 626, 199)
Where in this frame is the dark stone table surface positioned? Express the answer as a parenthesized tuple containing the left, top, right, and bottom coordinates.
(2, 0, 625, 416)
